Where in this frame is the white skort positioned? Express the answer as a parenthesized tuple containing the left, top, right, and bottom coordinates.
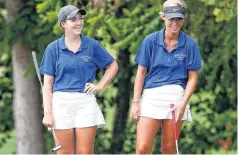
(140, 85, 192, 121)
(52, 92, 105, 129)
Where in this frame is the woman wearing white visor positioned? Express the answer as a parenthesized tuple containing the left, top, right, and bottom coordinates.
(40, 5, 118, 154)
(130, 0, 202, 154)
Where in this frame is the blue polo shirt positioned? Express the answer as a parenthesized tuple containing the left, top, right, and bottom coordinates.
(39, 34, 114, 93)
(134, 28, 202, 89)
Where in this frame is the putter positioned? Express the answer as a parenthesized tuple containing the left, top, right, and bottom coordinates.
(32, 51, 63, 152)
(170, 104, 179, 155)
(51, 128, 63, 152)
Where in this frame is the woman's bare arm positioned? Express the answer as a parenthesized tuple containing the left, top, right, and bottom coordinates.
(133, 65, 147, 103)
(42, 75, 54, 115)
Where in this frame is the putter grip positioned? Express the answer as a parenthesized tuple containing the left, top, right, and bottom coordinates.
(170, 104, 178, 140)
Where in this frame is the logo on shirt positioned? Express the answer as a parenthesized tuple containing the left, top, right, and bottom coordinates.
(174, 52, 187, 61)
(80, 56, 92, 62)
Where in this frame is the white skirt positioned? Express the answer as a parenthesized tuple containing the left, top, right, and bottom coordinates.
(52, 92, 105, 129)
(140, 85, 192, 121)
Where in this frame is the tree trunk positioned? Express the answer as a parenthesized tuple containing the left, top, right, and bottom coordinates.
(109, 49, 132, 153)
(12, 42, 45, 154)
(5, 0, 45, 153)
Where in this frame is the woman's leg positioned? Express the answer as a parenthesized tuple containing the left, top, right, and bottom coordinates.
(136, 117, 161, 154)
(54, 129, 74, 154)
(161, 120, 183, 154)
(75, 126, 97, 154)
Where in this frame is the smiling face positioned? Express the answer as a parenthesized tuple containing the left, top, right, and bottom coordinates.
(164, 17, 184, 35)
(161, 0, 187, 35)
(61, 13, 84, 35)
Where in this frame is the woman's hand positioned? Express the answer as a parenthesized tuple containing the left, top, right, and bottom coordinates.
(170, 102, 186, 123)
(84, 83, 103, 94)
(42, 113, 54, 128)
(130, 102, 141, 121)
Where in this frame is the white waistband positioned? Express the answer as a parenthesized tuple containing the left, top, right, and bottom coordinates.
(52, 92, 96, 105)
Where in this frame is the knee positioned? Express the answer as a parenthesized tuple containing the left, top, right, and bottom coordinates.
(136, 144, 152, 154)
(161, 142, 176, 154)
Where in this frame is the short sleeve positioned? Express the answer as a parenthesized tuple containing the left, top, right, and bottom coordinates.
(39, 45, 56, 76)
(187, 42, 202, 71)
(93, 42, 114, 69)
(134, 38, 150, 68)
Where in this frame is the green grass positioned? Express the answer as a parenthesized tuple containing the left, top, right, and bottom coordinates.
(0, 130, 16, 154)
(0, 130, 237, 154)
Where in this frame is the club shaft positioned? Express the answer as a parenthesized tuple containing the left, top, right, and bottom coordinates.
(171, 110, 178, 140)
(170, 104, 179, 154)
(170, 104, 178, 140)
(32, 51, 43, 87)
(175, 140, 179, 154)
(32, 51, 61, 148)
(52, 128, 59, 145)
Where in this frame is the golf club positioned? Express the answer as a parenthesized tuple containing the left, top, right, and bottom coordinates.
(51, 128, 63, 152)
(170, 104, 179, 155)
(32, 51, 63, 152)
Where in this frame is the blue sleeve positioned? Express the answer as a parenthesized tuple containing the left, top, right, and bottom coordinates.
(93, 42, 114, 69)
(134, 38, 150, 68)
(39, 45, 56, 76)
(187, 42, 202, 71)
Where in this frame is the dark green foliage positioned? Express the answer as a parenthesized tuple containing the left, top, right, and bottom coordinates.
(0, 0, 13, 149)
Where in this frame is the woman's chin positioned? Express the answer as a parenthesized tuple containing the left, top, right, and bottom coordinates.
(170, 29, 180, 34)
(73, 30, 82, 35)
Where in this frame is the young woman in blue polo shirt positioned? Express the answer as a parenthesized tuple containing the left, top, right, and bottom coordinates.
(39, 5, 118, 154)
(130, 0, 201, 154)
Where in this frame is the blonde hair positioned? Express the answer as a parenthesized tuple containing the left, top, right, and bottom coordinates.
(160, 0, 187, 16)
(163, 0, 187, 8)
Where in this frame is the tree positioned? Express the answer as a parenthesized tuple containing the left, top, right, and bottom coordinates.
(4, 0, 44, 153)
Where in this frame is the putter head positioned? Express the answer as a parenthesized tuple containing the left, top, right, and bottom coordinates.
(48, 127, 52, 132)
(52, 145, 62, 152)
